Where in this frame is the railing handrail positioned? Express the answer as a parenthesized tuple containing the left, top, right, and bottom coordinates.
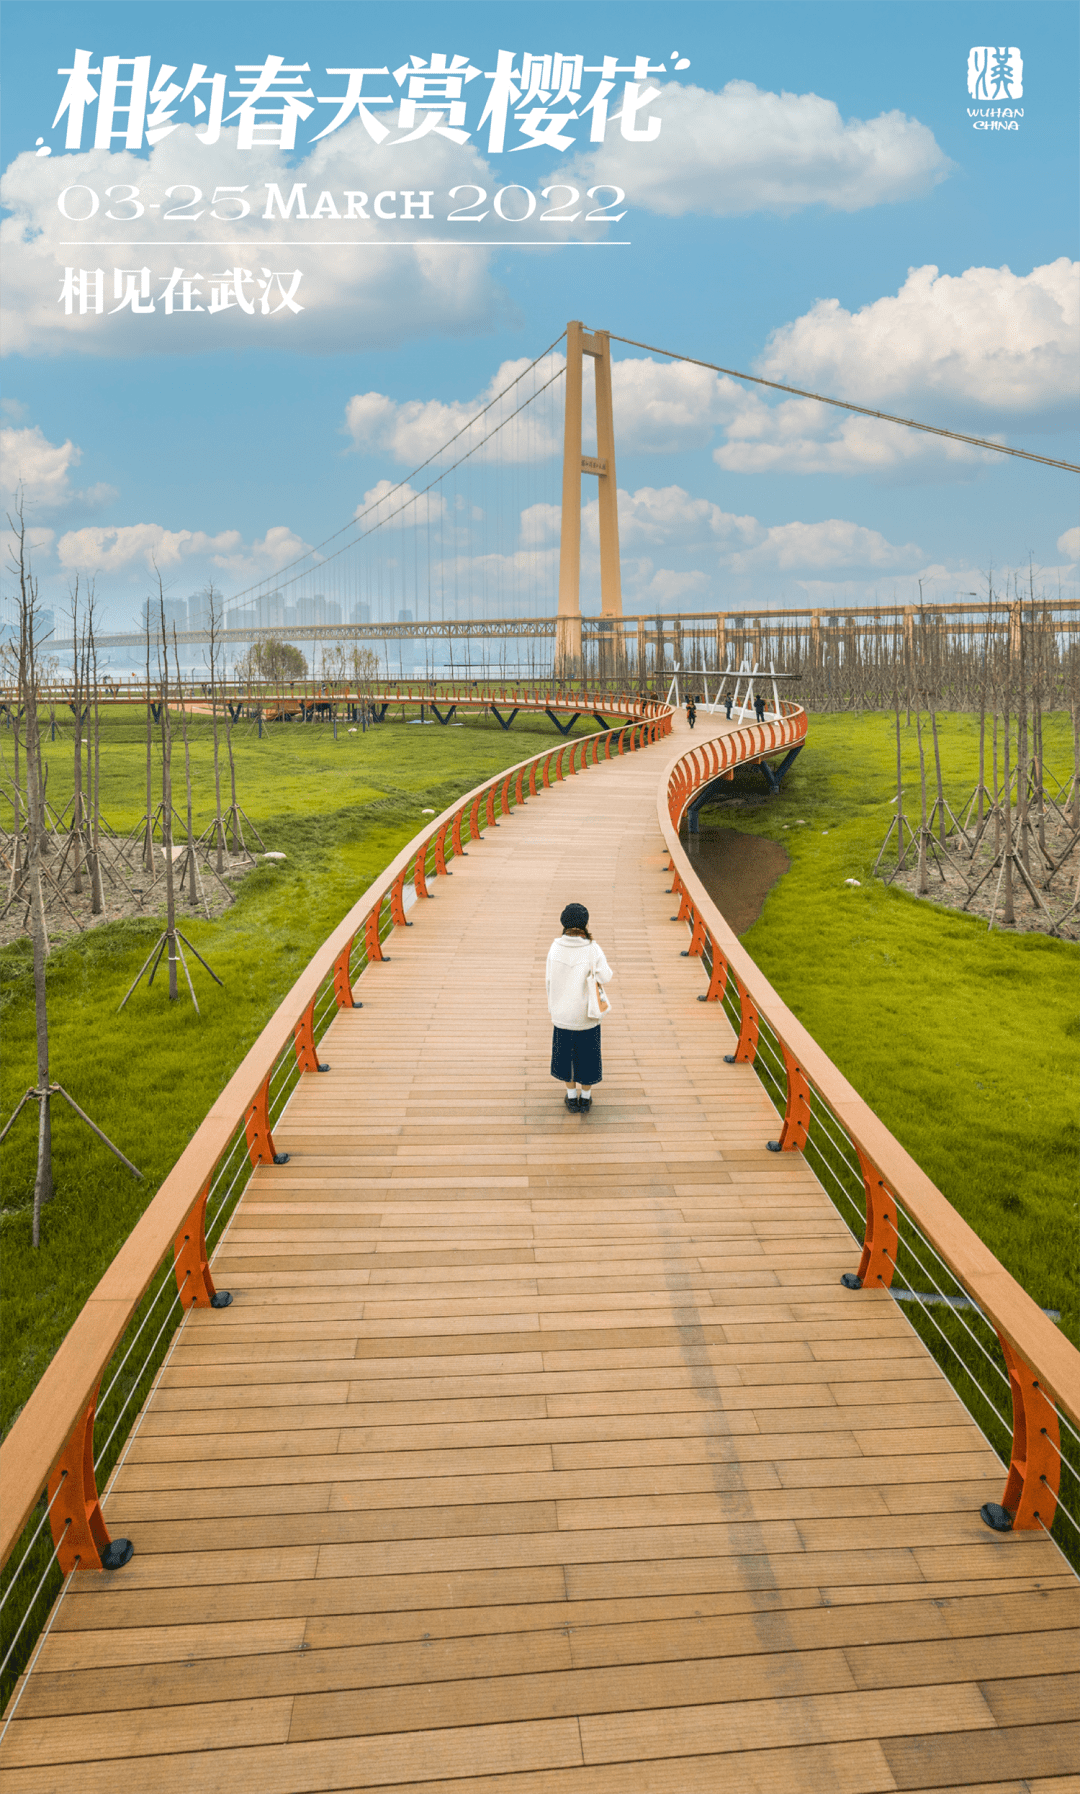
(660, 719, 1080, 1429)
(0, 682, 667, 707)
(0, 704, 670, 1565)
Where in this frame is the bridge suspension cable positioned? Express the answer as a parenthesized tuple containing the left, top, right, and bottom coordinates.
(607, 332, 1080, 474)
(225, 329, 568, 622)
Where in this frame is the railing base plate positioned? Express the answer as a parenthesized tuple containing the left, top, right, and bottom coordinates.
(840, 1273, 863, 1290)
(980, 1502, 1013, 1531)
(211, 1291, 233, 1309)
(101, 1538, 135, 1570)
(273, 1153, 291, 1165)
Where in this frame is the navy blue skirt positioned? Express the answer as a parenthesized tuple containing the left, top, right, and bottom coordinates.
(551, 1025, 602, 1085)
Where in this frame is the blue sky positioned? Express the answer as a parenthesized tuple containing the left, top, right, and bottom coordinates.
(1, 0, 1077, 636)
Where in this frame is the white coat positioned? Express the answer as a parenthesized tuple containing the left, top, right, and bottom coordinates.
(545, 935, 614, 1031)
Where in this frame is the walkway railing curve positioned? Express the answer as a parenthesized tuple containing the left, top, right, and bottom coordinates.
(660, 715, 1080, 1562)
(0, 704, 672, 1702)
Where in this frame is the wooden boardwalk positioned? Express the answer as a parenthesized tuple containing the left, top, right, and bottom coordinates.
(3, 715, 1077, 1793)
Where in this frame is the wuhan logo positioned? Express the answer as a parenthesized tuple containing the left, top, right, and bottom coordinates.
(967, 47, 1023, 130)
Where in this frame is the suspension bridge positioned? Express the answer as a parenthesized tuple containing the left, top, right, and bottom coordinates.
(40, 318, 1080, 686)
(1, 694, 1077, 1791)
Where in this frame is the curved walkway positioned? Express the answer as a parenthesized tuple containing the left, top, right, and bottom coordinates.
(2, 713, 1076, 1793)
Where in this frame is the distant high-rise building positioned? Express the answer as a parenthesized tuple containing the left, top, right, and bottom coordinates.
(351, 603, 371, 625)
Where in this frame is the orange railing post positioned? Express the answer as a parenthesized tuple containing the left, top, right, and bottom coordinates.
(700, 935, 728, 1003)
(485, 784, 498, 826)
(413, 844, 429, 899)
(983, 1341, 1062, 1532)
(723, 974, 760, 1064)
(842, 1149, 899, 1291)
(435, 819, 451, 874)
(469, 793, 483, 840)
(767, 1043, 812, 1153)
(333, 935, 356, 1007)
(682, 905, 707, 959)
(365, 901, 386, 961)
(244, 1073, 288, 1165)
(452, 806, 467, 856)
(294, 995, 328, 1071)
(500, 774, 512, 818)
(174, 1181, 231, 1309)
(47, 1390, 133, 1573)
(390, 867, 411, 927)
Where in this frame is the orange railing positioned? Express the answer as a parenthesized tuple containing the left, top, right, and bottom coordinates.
(2, 678, 656, 713)
(660, 711, 1080, 1545)
(0, 706, 672, 1597)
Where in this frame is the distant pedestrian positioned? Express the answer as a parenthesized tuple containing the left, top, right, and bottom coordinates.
(685, 696, 697, 730)
(724, 692, 733, 720)
(754, 693, 766, 723)
(546, 903, 613, 1115)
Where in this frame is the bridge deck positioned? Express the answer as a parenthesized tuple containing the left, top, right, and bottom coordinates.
(3, 716, 1077, 1793)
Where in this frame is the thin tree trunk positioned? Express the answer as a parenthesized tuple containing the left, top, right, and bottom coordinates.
(88, 599, 104, 915)
(157, 589, 178, 999)
(143, 621, 154, 871)
(915, 701, 929, 894)
(207, 590, 226, 873)
(894, 681, 905, 867)
(1002, 692, 1015, 925)
(929, 691, 947, 845)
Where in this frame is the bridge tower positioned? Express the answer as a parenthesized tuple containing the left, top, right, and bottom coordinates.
(556, 321, 625, 681)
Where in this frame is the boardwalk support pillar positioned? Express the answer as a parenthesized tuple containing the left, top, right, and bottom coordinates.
(759, 743, 804, 795)
(981, 1341, 1061, 1532)
(47, 1391, 134, 1573)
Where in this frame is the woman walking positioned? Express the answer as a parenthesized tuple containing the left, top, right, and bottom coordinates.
(546, 902, 613, 1114)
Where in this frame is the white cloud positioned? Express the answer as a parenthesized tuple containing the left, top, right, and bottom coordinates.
(562, 80, 951, 217)
(575, 482, 924, 605)
(345, 354, 564, 463)
(55, 521, 309, 580)
(1, 122, 507, 357)
(1, 425, 80, 510)
(1, 424, 116, 513)
(728, 518, 923, 574)
(590, 485, 759, 551)
(712, 391, 994, 478)
(1057, 526, 1080, 562)
(758, 260, 1080, 424)
(355, 479, 447, 529)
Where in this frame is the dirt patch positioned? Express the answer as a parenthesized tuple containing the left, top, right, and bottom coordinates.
(682, 827, 790, 935)
(0, 831, 262, 949)
(881, 811, 1079, 940)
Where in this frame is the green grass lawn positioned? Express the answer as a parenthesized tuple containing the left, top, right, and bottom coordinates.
(696, 709, 1079, 1346)
(0, 706, 599, 1436)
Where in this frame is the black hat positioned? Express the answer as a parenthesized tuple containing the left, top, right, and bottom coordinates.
(560, 902, 589, 930)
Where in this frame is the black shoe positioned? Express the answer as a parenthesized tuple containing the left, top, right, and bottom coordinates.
(564, 1094, 580, 1112)
(579, 1095, 592, 1114)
